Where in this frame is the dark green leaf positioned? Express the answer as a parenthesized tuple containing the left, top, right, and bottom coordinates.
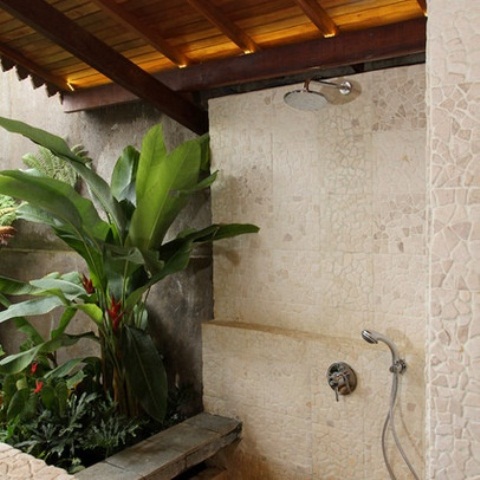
(111, 146, 140, 205)
(0, 297, 65, 324)
(127, 126, 204, 250)
(122, 326, 167, 422)
(0, 116, 126, 238)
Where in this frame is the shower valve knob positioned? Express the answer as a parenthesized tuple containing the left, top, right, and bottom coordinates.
(326, 362, 357, 401)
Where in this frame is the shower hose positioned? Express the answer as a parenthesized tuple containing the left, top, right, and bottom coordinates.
(382, 367, 420, 480)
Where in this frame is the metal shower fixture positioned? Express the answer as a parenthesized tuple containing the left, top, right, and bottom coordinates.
(361, 329, 419, 480)
(361, 329, 406, 373)
(283, 77, 354, 111)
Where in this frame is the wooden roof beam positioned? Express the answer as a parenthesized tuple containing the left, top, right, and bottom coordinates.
(63, 18, 426, 113)
(293, 0, 339, 37)
(416, 0, 427, 15)
(0, 0, 208, 134)
(160, 17, 427, 91)
(186, 0, 259, 54)
(0, 41, 70, 92)
(90, 0, 192, 67)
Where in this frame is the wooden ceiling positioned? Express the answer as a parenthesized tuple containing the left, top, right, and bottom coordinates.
(0, 0, 427, 134)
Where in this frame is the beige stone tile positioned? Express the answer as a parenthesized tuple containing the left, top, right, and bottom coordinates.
(371, 64, 426, 132)
(373, 254, 427, 318)
(373, 193, 426, 255)
(372, 130, 426, 195)
(320, 193, 373, 253)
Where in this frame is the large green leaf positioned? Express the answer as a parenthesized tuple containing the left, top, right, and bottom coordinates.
(44, 356, 100, 380)
(0, 116, 126, 237)
(0, 296, 65, 324)
(0, 332, 98, 374)
(121, 326, 167, 422)
(124, 223, 259, 310)
(30, 276, 86, 302)
(0, 117, 87, 165)
(159, 223, 260, 273)
(127, 126, 207, 251)
(0, 171, 83, 230)
(111, 145, 140, 205)
(0, 171, 110, 244)
(0, 275, 40, 296)
(50, 307, 77, 339)
(75, 304, 103, 326)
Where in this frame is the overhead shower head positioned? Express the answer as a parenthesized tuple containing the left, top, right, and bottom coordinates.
(283, 78, 355, 111)
(361, 329, 402, 368)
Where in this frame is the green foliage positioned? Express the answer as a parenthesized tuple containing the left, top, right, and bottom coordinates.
(0, 328, 143, 473)
(22, 145, 88, 188)
(0, 116, 259, 425)
(0, 390, 145, 473)
(0, 194, 17, 227)
(0, 194, 17, 247)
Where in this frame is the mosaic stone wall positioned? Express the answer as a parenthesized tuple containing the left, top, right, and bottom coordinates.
(206, 64, 427, 479)
(427, 1, 480, 478)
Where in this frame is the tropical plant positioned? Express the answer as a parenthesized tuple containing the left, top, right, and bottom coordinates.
(0, 116, 258, 423)
(22, 144, 89, 187)
(0, 194, 17, 247)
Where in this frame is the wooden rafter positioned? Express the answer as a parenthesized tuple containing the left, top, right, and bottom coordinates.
(63, 18, 426, 113)
(186, 0, 259, 54)
(416, 0, 427, 14)
(90, 0, 192, 67)
(0, 0, 208, 134)
(161, 18, 427, 91)
(293, 0, 339, 37)
(0, 41, 70, 92)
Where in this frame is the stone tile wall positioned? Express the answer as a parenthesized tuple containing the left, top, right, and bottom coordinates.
(427, 1, 480, 478)
(206, 64, 427, 479)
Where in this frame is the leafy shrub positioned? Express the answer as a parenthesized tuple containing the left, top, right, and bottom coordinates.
(0, 389, 145, 473)
(0, 194, 17, 247)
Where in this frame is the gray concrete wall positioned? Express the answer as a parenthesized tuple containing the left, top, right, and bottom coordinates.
(0, 70, 211, 414)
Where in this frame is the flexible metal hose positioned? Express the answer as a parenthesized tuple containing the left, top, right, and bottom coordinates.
(381, 369, 420, 480)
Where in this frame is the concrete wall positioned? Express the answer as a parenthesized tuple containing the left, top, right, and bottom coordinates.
(204, 64, 427, 479)
(0, 71, 211, 414)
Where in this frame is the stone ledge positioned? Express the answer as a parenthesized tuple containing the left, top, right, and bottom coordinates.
(75, 413, 242, 480)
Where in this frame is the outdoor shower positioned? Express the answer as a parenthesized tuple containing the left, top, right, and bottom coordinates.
(283, 77, 358, 111)
(361, 330, 420, 480)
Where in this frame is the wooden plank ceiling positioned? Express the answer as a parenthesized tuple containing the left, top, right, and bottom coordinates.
(0, 0, 427, 134)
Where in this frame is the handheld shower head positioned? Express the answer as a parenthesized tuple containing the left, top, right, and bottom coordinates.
(361, 330, 405, 373)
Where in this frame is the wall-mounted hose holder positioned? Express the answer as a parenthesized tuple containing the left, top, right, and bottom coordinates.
(326, 362, 357, 401)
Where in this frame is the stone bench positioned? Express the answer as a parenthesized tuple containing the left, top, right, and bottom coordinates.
(75, 413, 241, 480)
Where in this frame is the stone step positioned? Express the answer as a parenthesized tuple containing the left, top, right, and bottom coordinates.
(75, 413, 241, 480)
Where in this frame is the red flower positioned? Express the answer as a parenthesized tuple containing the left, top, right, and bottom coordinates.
(107, 296, 124, 332)
(33, 380, 44, 394)
(82, 274, 95, 294)
(30, 362, 38, 375)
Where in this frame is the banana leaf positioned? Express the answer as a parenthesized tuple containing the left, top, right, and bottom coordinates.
(0, 332, 98, 374)
(0, 116, 126, 237)
(124, 223, 258, 310)
(110, 145, 140, 205)
(121, 325, 168, 422)
(0, 297, 65, 323)
(0, 171, 110, 243)
(127, 126, 208, 251)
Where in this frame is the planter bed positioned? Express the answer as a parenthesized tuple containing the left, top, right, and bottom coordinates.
(0, 413, 241, 480)
(75, 413, 241, 480)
